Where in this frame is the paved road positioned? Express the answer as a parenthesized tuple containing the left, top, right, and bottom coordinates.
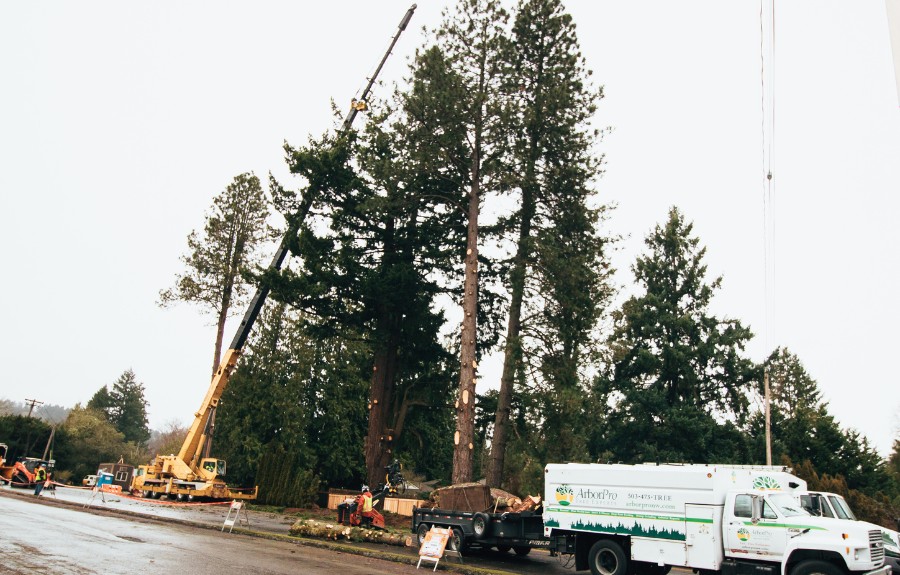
(0, 494, 436, 575)
(0, 485, 575, 574)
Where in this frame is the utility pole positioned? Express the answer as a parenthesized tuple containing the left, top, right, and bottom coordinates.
(764, 369, 772, 466)
(25, 398, 43, 418)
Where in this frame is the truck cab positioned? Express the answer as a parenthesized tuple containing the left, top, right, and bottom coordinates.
(722, 489, 886, 575)
(800, 491, 900, 575)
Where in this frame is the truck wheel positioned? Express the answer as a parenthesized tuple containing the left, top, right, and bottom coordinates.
(141, 490, 152, 498)
(589, 540, 627, 575)
(473, 513, 490, 539)
(496, 545, 512, 554)
(416, 523, 431, 546)
(448, 527, 466, 553)
(513, 546, 532, 556)
(791, 560, 843, 575)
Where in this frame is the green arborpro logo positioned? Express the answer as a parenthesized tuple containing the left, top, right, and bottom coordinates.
(737, 528, 750, 542)
(556, 485, 574, 506)
(752, 476, 782, 491)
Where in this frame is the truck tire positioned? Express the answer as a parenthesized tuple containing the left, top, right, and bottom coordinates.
(473, 513, 490, 539)
(448, 527, 466, 553)
(589, 540, 628, 575)
(513, 546, 532, 556)
(791, 560, 843, 575)
(496, 545, 512, 554)
(416, 523, 431, 546)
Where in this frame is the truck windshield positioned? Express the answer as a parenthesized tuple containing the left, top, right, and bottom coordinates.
(827, 496, 856, 520)
(768, 493, 810, 517)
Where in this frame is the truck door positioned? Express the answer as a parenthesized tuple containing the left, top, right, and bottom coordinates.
(686, 504, 724, 570)
(725, 494, 788, 561)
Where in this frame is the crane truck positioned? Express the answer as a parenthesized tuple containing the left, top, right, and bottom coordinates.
(131, 4, 417, 502)
(414, 463, 889, 575)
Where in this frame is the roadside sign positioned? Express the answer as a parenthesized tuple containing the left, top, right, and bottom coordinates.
(417, 526, 451, 571)
(222, 500, 248, 533)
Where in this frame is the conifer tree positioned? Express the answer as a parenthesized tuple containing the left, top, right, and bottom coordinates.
(488, 0, 610, 487)
(604, 207, 756, 463)
(159, 172, 272, 376)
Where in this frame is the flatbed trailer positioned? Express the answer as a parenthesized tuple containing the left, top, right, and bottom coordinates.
(411, 506, 549, 555)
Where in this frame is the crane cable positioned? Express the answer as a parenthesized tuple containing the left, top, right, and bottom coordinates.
(760, 0, 776, 360)
(760, 0, 777, 466)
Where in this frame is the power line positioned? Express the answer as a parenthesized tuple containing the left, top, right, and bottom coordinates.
(25, 398, 44, 418)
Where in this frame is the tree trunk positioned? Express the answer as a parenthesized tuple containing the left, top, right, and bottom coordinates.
(451, 147, 481, 485)
(487, 156, 537, 488)
(364, 303, 403, 488)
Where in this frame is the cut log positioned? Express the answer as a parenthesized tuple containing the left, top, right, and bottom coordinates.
(432, 483, 492, 512)
(288, 518, 407, 546)
(511, 494, 541, 512)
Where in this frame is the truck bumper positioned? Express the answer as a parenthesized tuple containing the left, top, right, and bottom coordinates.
(863, 565, 892, 575)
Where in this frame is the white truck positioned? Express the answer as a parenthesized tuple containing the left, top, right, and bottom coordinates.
(800, 491, 900, 574)
(544, 463, 889, 575)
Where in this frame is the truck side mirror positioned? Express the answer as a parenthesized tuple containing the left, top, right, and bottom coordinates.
(751, 496, 763, 524)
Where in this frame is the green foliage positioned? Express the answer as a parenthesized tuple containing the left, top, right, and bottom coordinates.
(602, 207, 757, 464)
(0, 414, 52, 462)
(109, 369, 151, 445)
(160, 171, 273, 375)
(255, 443, 319, 508)
(53, 406, 138, 481)
(87, 370, 151, 446)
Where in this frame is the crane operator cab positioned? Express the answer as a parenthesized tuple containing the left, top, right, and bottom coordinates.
(199, 458, 226, 480)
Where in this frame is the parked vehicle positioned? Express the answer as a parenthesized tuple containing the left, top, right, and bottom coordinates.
(800, 491, 900, 575)
(543, 463, 889, 575)
(412, 505, 546, 554)
(0, 457, 53, 488)
(416, 463, 890, 575)
(82, 474, 97, 487)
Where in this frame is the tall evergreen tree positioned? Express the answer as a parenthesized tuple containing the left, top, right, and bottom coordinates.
(604, 207, 756, 463)
(108, 369, 151, 445)
(429, 0, 513, 485)
(264, 111, 459, 487)
(159, 172, 272, 376)
(488, 0, 609, 487)
(86, 385, 114, 420)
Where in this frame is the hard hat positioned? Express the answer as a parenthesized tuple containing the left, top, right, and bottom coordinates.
(361, 485, 370, 492)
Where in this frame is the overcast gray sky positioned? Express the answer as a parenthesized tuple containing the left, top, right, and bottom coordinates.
(1, 1, 897, 457)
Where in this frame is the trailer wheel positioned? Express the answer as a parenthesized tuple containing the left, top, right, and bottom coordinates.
(472, 513, 490, 539)
(791, 560, 843, 575)
(448, 527, 466, 553)
(588, 540, 627, 575)
(513, 546, 531, 556)
(416, 523, 431, 546)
